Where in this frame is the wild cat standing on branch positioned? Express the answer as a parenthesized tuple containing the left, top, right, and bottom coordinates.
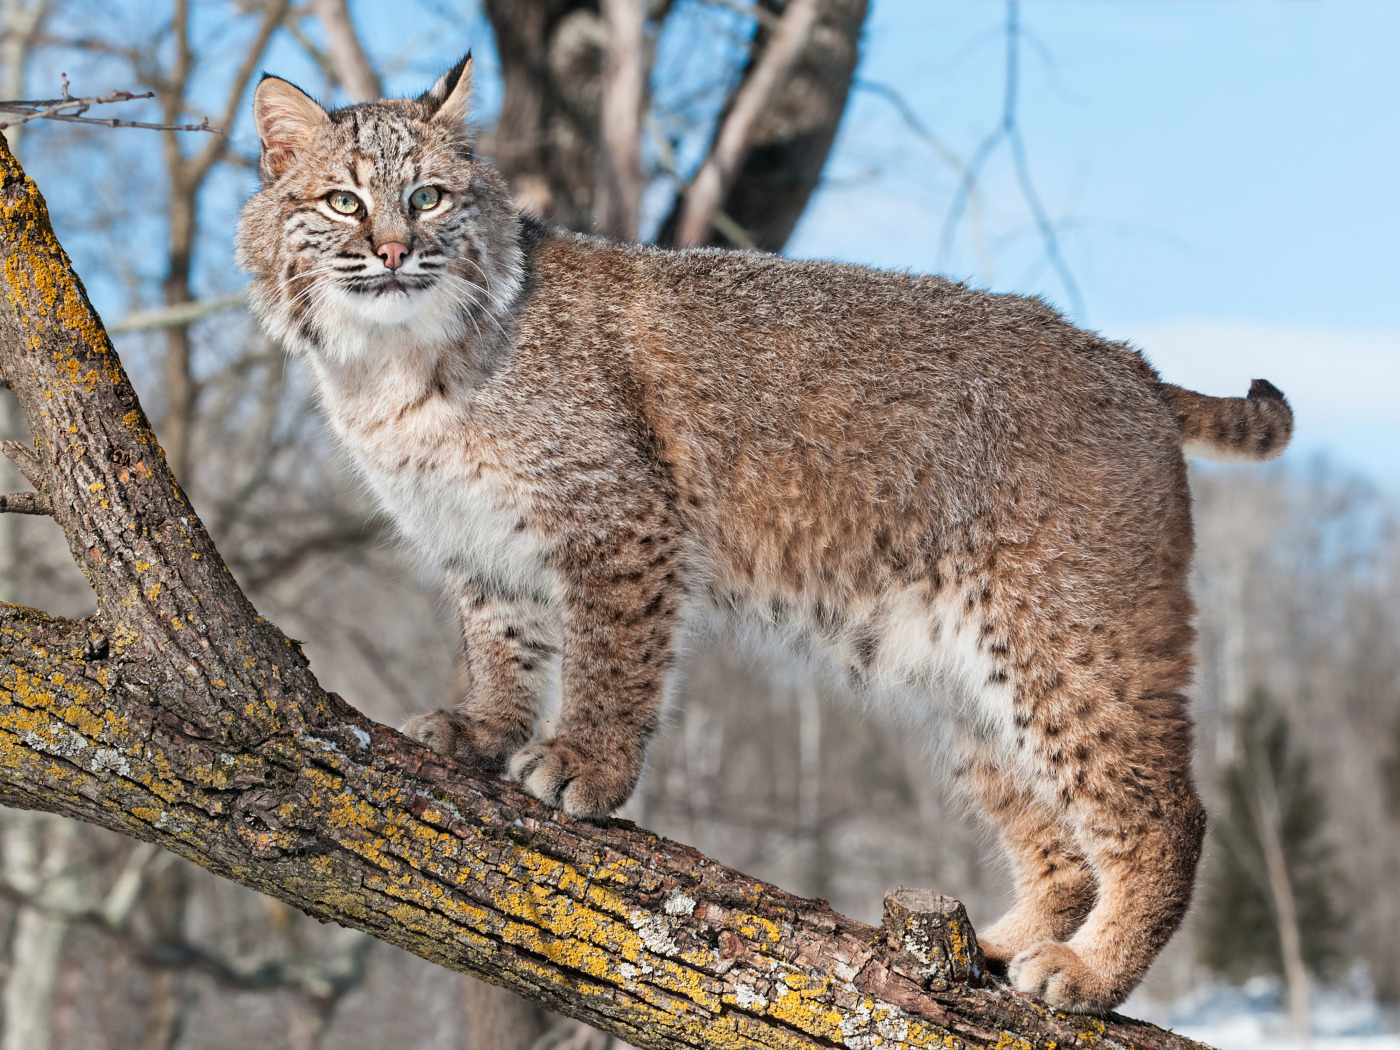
(234, 55, 1293, 1014)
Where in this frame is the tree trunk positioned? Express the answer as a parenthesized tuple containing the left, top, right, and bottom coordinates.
(594, 0, 645, 240)
(1247, 744, 1312, 1039)
(656, 0, 868, 252)
(482, 0, 606, 230)
(671, 0, 822, 248)
(1, 813, 79, 1050)
(0, 134, 1210, 1050)
(459, 977, 552, 1050)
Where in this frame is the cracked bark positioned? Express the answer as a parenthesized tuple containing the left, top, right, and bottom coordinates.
(0, 136, 1211, 1050)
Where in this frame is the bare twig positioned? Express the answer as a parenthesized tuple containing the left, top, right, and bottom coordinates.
(109, 289, 247, 334)
(0, 491, 51, 515)
(0, 87, 218, 132)
(936, 1, 1083, 319)
(283, 21, 340, 86)
(855, 78, 995, 277)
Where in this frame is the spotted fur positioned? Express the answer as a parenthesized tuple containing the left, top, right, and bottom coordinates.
(235, 57, 1292, 1014)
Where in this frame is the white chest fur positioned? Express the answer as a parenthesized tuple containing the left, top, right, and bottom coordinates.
(311, 345, 553, 597)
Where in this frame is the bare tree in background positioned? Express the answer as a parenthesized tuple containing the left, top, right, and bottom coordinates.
(1190, 467, 1400, 1014)
(483, 0, 867, 251)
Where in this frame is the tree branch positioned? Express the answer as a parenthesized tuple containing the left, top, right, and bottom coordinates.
(309, 0, 381, 103)
(595, 0, 645, 240)
(107, 289, 246, 334)
(0, 440, 43, 489)
(0, 130, 1209, 1050)
(658, 0, 868, 253)
(187, 0, 290, 186)
(673, 0, 821, 247)
(936, 1, 1083, 319)
(0, 491, 49, 515)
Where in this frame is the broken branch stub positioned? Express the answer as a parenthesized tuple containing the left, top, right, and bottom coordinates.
(881, 886, 986, 993)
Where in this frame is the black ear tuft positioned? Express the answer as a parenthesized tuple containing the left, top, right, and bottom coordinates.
(419, 52, 474, 123)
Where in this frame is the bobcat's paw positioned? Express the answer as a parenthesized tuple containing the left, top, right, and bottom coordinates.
(507, 738, 640, 819)
(975, 930, 1015, 977)
(401, 710, 512, 772)
(977, 910, 1042, 974)
(1007, 941, 1120, 1015)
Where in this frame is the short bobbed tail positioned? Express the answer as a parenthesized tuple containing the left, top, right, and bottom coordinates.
(1160, 379, 1293, 462)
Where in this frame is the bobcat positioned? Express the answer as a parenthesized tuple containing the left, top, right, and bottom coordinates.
(236, 56, 1293, 1013)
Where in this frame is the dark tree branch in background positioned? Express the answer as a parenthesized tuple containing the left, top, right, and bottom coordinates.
(482, 0, 612, 231)
(673, 0, 821, 247)
(655, 0, 867, 253)
(595, 0, 646, 240)
(0, 136, 1208, 1050)
(482, 0, 865, 256)
(936, 0, 1083, 319)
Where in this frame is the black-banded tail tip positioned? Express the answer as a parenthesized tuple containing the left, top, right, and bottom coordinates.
(1248, 378, 1285, 402)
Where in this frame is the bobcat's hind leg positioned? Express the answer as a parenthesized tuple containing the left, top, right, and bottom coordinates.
(404, 579, 559, 772)
(1007, 772, 1205, 1014)
(957, 750, 1097, 971)
(997, 658, 1206, 1014)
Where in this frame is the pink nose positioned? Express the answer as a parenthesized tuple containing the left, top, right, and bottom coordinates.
(377, 241, 408, 270)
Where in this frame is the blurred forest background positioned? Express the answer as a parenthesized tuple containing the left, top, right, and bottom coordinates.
(0, 1, 1397, 1048)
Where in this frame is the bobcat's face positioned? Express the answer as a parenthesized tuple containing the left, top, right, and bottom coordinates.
(236, 56, 521, 359)
(282, 144, 493, 329)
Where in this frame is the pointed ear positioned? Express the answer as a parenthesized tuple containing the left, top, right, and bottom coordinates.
(253, 75, 328, 181)
(419, 54, 474, 127)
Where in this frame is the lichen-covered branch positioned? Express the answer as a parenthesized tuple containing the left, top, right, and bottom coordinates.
(0, 135, 1209, 1050)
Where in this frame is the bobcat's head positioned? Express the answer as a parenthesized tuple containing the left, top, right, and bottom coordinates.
(235, 55, 521, 361)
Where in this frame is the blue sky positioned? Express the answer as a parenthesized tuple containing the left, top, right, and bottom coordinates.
(783, 0, 1400, 488)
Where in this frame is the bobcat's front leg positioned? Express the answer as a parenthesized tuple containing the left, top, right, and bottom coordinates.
(403, 578, 560, 771)
(509, 512, 683, 819)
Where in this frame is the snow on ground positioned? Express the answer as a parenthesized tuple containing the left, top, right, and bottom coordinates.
(1130, 977, 1400, 1049)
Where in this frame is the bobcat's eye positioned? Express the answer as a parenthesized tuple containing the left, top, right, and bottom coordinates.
(326, 191, 362, 215)
(410, 186, 442, 211)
